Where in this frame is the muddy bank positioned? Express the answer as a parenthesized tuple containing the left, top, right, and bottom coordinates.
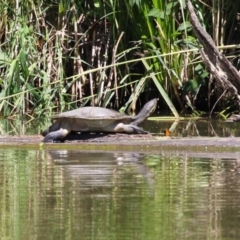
(0, 134, 239, 152)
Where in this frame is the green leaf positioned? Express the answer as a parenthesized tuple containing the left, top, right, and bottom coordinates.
(19, 50, 29, 78)
(147, 8, 167, 18)
(94, 0, 100, 8)
(200, 71, 209, 78)
(166, 1, 179, 10)
(129, 0, 141, 7)
(178, 0, 186, 8)
(0, 51, 9, 65)
(147, 8, 161, 17)
(59, 1, 64, 14)
(141, 35, 148, 39)
(195, 64, 203, 71)
(177, 21, 192, 31)
(182, 78, 206, 95)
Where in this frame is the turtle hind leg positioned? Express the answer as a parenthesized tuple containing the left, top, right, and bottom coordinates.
(43, 128, 70, 142)
(129, 125, 149, 134)
(115, 123, 149, 134)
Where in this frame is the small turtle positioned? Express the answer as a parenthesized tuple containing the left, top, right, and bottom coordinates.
(42, 98, 157, 142)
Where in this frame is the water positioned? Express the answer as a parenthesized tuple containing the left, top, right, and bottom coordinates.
(0, 148, 240, 240)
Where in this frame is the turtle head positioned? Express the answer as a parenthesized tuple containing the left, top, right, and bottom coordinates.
(143, 98, 157, 114)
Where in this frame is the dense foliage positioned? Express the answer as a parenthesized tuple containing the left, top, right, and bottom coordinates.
(0, 0, 240, 117)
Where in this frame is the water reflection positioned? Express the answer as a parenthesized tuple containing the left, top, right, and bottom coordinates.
(48, 150, 154, 194)
(45, 150, 155, 240)
(0, 148, 240, 239)
(144, 119, 240, 137)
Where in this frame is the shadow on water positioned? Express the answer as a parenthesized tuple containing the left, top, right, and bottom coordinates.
(1, 148, 240, 239)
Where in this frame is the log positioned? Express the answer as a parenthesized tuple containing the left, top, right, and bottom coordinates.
(187, 0, 240, 107)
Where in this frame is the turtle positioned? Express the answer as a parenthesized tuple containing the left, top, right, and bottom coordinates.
(42, 98, 157, 142)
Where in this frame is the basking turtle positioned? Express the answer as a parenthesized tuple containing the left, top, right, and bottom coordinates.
(42, 98, 157, 142)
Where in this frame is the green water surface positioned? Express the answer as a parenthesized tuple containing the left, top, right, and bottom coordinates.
(0, 148, 239, 240)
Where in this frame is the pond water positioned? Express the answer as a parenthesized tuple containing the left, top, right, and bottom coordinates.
(0, 147, 240, 240)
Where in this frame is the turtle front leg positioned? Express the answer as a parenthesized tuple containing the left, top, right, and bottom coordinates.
(41, 127, 49, 136)
(43, 121, 72, 142)
(114, 123, 149, 134)
(43, 128, 70, 142)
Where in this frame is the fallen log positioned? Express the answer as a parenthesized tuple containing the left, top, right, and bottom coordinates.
(187, 0, 240, 108)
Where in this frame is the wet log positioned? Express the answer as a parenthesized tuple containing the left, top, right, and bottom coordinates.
(187, 0, 240, 108)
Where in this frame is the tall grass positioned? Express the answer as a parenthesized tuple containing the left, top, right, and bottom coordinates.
(0, 0, 239, 117)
